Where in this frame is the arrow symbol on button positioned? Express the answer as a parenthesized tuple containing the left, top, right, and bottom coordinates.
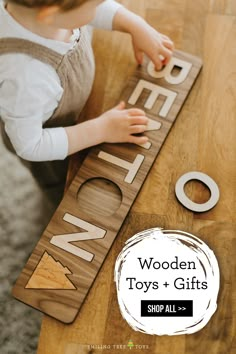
(178, 307, 186, 311)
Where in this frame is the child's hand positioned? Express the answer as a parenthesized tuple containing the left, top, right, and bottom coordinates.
(98, 101, 149, 145)
(65, 102, 148, 155)
(113, 7, 174, 71)
(130, 17, 174, 70)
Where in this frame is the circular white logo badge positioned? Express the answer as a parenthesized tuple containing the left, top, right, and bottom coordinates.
(114, 228, 220, 335)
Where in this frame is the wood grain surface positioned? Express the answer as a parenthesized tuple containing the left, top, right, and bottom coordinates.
(35, 0, 236, 352)
(12, 48, 201, 323)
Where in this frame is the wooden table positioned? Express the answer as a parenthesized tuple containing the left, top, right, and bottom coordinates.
(37, 1, 236, 353)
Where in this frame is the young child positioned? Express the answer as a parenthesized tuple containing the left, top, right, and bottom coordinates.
(0, 0, 174, 203)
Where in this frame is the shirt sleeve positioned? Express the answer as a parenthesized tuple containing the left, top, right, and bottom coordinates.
(90, 0, 122, 30)
(0, 54, 69, 162)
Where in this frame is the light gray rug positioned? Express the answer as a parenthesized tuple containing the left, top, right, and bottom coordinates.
(0, 135, 56, 353)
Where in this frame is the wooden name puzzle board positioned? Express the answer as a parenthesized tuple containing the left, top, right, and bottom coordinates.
(12, 50, 202, 323)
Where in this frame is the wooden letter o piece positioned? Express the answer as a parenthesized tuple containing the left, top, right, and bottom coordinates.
(175, 172, 220, 212)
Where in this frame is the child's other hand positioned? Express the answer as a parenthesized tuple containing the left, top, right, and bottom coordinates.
(98, 101, 149, 145)
(130, 16, 174, 71)
(113, 7, 174, 71)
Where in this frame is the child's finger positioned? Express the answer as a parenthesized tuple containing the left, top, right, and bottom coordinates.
(115, 101, 126, 110)
(151, 55, 163, 71)
(134, 48, 144, 65)
(161, 34, 173, 42)
(128, 116, 148, 125)
(127, 108, 146, 116)
(160, 34, 174, 52)
(128, 135, 149, 145)
(129, 125, 147, 134)
(162, 39, 174, 51)
(159, 46, 172, 65)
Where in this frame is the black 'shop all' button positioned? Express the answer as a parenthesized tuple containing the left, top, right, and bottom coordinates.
(141, 300, 193, 317)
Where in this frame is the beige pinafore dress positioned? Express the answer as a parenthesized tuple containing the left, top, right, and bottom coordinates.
(0, 27, 95, 204)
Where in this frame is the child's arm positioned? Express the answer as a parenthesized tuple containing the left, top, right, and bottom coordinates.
(65, 101, 148, 156)
(65, 5, 174, 156)
(112, 6, 174, 70)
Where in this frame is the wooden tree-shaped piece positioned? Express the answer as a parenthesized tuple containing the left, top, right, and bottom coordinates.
(25, 251, 76, 290)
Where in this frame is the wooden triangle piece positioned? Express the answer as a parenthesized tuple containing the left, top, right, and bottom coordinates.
(145, 118, 162, 131)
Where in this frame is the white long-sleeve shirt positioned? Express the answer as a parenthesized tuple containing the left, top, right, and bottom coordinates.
(0, 0, 122, 161)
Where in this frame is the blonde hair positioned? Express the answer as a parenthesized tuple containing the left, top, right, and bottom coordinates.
(6, 0, 90, 10)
